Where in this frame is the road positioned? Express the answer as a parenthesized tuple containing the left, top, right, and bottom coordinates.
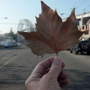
(0, 45, 90, 90)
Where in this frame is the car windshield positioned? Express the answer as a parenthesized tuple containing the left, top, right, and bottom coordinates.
(0, 1, 90, 90)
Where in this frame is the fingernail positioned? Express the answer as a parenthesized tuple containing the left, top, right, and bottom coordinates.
(53, 57, 60, 65)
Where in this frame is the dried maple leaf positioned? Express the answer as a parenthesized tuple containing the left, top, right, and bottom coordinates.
(18, 1, 82, 57)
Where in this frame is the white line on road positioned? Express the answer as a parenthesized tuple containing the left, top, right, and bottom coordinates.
(0, 49, 29, 69)
(0, 55, 18, 69)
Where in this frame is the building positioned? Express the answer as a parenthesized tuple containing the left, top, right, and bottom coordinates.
(86, 19, 90, 36)
(62, 12, 90, 27)
(62, 12, 90, 40)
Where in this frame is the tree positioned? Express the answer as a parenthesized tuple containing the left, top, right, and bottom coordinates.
(6, 28, 18, 41)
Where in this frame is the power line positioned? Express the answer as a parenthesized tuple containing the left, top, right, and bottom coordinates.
(69, 0, 88, 14)
(0, 23, 35, 25)
(70, 0, 87, 11)
(75, 0, 87, 9)
(76, 4, 90, 14)
(74, 0, 81, 7)
(0, 23, 18, 25)
(83, 5, 90, 12)
(85, 4, 90, 9)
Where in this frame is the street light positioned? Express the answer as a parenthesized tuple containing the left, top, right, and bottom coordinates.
(4, 17, 7, 19)
(0, 17, 7, 40)
(0, 31, 2, 41)
(60, 13, 69, 16)
(60, 13, 69, 18)
(0, 17, 7, 19)
(60, 13, 69, 20)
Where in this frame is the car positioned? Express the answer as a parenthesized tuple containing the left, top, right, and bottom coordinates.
(12, 42, 18, 47)
(17, 43, 21, 46)
(5, 42, 13, 48)
(70, 40, 90, 55)
(70, 44, 79, 54)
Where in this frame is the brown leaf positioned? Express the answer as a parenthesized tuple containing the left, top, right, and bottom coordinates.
(18, 1, 83, 57)
(18, 32, 56, 56)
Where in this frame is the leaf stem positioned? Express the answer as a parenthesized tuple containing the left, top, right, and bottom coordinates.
(54, 43, 58, 57)
(56, 52, 58, 57)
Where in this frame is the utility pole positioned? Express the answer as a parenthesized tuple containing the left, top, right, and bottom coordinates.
(17, 33, 20, 44)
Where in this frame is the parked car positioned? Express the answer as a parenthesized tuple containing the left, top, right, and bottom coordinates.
(12, 42, 18, 47)
(70, 44, 79, 54)
(5, 42, 13, 48)
(17, 43, 21, 46)
(70, 40, 90, 55)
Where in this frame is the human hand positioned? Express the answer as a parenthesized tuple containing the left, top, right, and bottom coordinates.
(25, 57, 69, 90)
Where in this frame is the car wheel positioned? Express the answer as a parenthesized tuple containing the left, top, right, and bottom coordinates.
(87, 51, 90, 55)
(81, 52, 83, 54)
(75, 51, 78, 55)
(70, 50, 73, 53)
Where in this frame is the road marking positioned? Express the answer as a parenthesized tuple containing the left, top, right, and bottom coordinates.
(0, 49, 29, 69)
(2, 57, 10, 60)
(0, 56, 17, 69)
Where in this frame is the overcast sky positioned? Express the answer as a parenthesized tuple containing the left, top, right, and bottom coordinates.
(0, 0, 90, 34)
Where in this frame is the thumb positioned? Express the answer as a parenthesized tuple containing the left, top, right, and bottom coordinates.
(48, 57, 62, 78)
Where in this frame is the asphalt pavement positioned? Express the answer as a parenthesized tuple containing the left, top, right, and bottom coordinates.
(0, 45, 90, 90)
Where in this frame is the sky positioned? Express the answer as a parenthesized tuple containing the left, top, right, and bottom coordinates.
(0, 0, 90, 34)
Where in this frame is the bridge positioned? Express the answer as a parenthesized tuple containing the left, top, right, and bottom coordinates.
(17, 19, 36, 32)
(17, 19, 36, 43)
